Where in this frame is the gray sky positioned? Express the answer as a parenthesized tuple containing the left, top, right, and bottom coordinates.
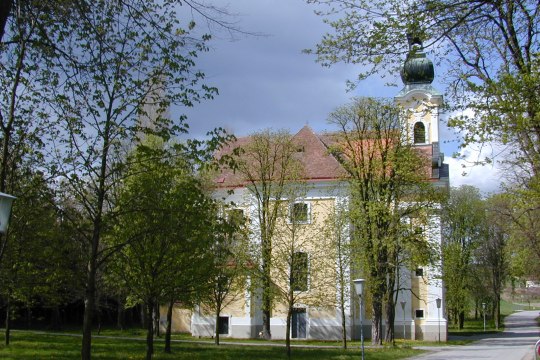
(180, 0, 501, 193)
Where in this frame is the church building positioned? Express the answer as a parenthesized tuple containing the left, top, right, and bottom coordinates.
(171, 37, 449, 342)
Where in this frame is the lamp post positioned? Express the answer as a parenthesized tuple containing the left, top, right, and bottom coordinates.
(482, 302, 486, 332)
(0, 191, 15, 347)
(0, 192, 15, 234)
(435, 298, 441, 343)
(400, 301, 406, 339)
(0, 192, 15, 261)
(353, 279, 365, 360)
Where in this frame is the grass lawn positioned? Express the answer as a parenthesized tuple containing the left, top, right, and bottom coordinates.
(447, 317, 501, 336)
(0, 331, 425, 360)
(447, 299, 534, 336)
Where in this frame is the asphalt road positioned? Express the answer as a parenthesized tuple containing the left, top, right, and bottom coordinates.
(413, 310, 540, 360)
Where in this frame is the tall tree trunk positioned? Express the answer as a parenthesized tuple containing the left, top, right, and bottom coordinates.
(140, 304, 146, 328)
(153, 303, 160, 337)
(495, 294, 501, 330)
(96, 295, 102, 335)
(371, 263, 386, 345)
(5, 297, 10, 346)
(458, 310, 465, 330)
(285, 305, 292, 359)
(261, 237, 272, 340)
(337, 247, 347, 349)
(50, 305, 61, 331)
(385, 263, 397, 344)
(214, 304, 221, 345)
(145, 301, 154, 360)
(339, 288, 347, 349)
(26, 305, 31, 330)
(117, 297, 125, 330)
(371, 302, 383, 345)
(81, 255, 97, 360)
(164, 299, 174, 353)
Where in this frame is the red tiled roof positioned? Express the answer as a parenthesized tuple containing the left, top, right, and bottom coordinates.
(214, 126, 437, 188)
(214, 126, 347, 188)
(291, 126, 348, 181)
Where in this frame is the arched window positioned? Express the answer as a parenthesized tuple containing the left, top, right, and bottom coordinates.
(413, 122, 426, 144)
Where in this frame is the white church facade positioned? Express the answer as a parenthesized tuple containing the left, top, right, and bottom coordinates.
(170, 37, 449, 342)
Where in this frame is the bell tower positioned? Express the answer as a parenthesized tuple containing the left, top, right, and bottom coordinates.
(395, 35, 446, 180)
(395, 35, 443, 145)
(394, 35, 449, 342)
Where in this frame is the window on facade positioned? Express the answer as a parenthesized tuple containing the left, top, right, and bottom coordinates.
(413, 122, 426, 144)
(415, 309, 424, 319)
(415, 268, 424, 277)
(225, 209, 247, 246)
(218, 316, 229, 335)
(227, 209, 245, 226)
(291, 251, 309, 291)
(290, 202, 309, 224)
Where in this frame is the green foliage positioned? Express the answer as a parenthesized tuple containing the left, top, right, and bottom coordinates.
(328, 97, 441, 344)
(2, 174, 81, 299)
(233, 129, 304, 339)
(106, 138, 218, 357)
(204, 203, 249, 345)
(442, 185, 486, 328)
(307, 0, 540, 184)
(502, 184, 540, 280)
(108, 139, 217, 308)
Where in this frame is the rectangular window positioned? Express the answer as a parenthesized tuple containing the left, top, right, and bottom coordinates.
(292, 251, 309, 291)
(415, 309, 424, 319)
(291, 308, 307, 338)
(290, 202, 309, 224)
(225, 209, 247, 245)
(218, 316, 229, 335)
(415, 268, 423, 277)
(226, 209, 245, 226)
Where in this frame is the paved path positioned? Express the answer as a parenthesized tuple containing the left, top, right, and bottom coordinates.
(412, 310, 540, 360)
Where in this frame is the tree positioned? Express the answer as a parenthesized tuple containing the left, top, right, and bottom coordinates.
(109, 139, 217, 360)
(500, 181, 540, 281)
(441, 185, 485, 329)
(205, 205, 248, 346)
(326, 97, 439, 344)
(0, 0, 61, 270)
(265, 185, 336, 357)
(39, 1, 220, 358)
(307, 0, 540, 184)
(233, 129, 302, 339)
(0, 170, 84, 345)
(324, 198, 352, 348)
(476, 194, 510, 329)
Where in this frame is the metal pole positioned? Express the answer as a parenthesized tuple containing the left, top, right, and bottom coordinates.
(482, 303, 486, 332)
(435, 298, 441, 343)
(360, 297, 365, 360)
(436, 298, 441, 343)
(400, 301, 406, 339)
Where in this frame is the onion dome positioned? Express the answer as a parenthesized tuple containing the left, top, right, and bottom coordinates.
(400, 36, 434, 85)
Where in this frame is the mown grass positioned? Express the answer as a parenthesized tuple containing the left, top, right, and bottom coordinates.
(447, 317, 501, 337)
(0, 331, 425, 360)
(446, 299, 534, 337)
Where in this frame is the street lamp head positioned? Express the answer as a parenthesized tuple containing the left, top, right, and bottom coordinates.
(436, 298, 441, 309)
(0, 192, 15, 234)
(482, 302, 486, 309)
(400, 300, 406, 310)
(353, 278, 365, 297)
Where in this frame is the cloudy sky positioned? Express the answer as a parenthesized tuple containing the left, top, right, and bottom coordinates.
(180, 0, 502, 193)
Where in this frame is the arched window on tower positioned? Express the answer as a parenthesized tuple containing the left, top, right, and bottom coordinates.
(413, 122, 426, 144)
